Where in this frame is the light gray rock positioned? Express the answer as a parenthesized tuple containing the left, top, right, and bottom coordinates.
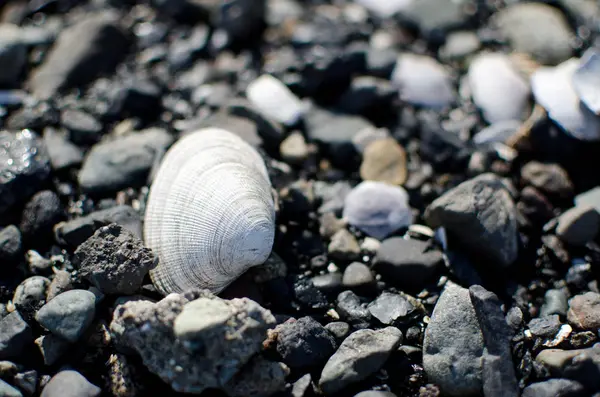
(522, 379, 585, 397)
(13, 276, 50, 312)
(35, 290, 96, 342)
(0, 378, 22, 397)
(319, 327, 402, 394)
(40, 370, 100, 397)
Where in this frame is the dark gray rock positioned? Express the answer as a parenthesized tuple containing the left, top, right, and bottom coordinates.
(0, 130, 51, 216)
(14, 369, 37, 396)
(74, 224, 156, 295)
(0, 379, 22, 397)
(468, 285, 519, 397)
(367, 292, 415, 325)
(54, 205, 142, 247)
(325, 322, 350, 341)
(342, 262, 375, 290)
(373, 237, 442, 292)
(425, 173, 519, 268)
(319, 327, 402, 394)
(0, 225, 22, 265)
(528, 315, 562, 339)
(19, 190, 63, 241)
(40, 370, 100, 397)
(0, 24, 26, 85)
(311, 273, 343, 296)
(567, 292, 600, 330)
(522, 379, 586, 397)
(521, 162, 573, 200)
(42, 128, 84, 171)
(0, 311, 32, 360)
(35, 289, 96, 342)
(29, 12, 130, 99)
(60, 109, 103, 145)
(336, 76, 396, 116)
(556, 206, 600, 246)
(315, 181, 352, 215)
(276, 316, 336, 370)
(328, 229, 360, 261)
(13, 276, 50, 312)
(423, 282, 483, 396)
(541, 289, 569, 317)
(221, 356, 288, 397)
(336, 290, 372, 329)
(78, 128, 173, 194)
(34, 334, 70, 366)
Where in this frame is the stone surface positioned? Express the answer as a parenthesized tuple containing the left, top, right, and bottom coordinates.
(74, 224, 157, 295)
(0, 379, 22, 397)
(567, 292, 600, 330)
(40, 370, 101, 397)
(19, 190, 63, 240)
(319, 327, 402, 394)
(78, 128, 173, 194)
(0, 311, 32, 360)
(12, 276, 50, 312)
(276, 316, 336, 370)
(367, 292, 415, 325)
(522, 379, 586, 397)
(425, 173, 519, 268)
(34, 334, 70, 366)
(528, 315, 562, 339)
(556, 206, 600, 246)
(360, 138, 407, 185)
(328, 229, 360, 261)
(35, 289, 96, 342)
(343, 181, 413, 240)
(521, 161, 573, 199)
(423, 282, 484, 396)
(0, 225, 22, 265)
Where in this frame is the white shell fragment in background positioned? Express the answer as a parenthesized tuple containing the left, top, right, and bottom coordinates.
(467, 52, 530, 123)
(144, 128, 276, 295)
(531, 58, 600, 141)
(572, 49, 600, 114)
(246, 74, 306, 125)
(343, 181, 413, 240)
(392, 53, 455, 109)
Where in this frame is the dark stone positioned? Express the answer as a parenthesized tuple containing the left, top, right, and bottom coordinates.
(0, 225, 22, 265)
(521, 161, 573, 200)
(522, 379, 586, 397)
(311, 273, 343, 296)
(40, 370, 100, 397)
(29, 11, 131, 99)
(373, 237, 443, 292)
(517, 186, 555, 226)
(106, 77, 162, 120)
(0, 130, 51, 216)
(0, 311, 32, 360)
(342, 262, 375, 291)
(13, 369, 37, 396)
(336, 290, 372, 329)
(19, 190, 64, 241)
(367, 292, 415, 325)
(34, 334, 70, 366)
(528, 315, 562, 339)
(46, 270, 73, 302)
(293, 277, 329, 310)
(54, 205, 142, 247)
(276, 317, 336, 370)
(365, 48, 398, 79)
(556, 206, 600, 246)
(60, 109, 103, 145)
(354, 392, 397, 397)
(336, 76, 397, 117)
(42, 128, 84, 171)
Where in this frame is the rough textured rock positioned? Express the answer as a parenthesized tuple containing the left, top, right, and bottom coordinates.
(109, 290, 279, 394)
(567, 292, 600, 330)
(328, 229, 360, 261)
(521, 162, 573, 200)
(319, 327, 402, 394)
(522, 379, 586, 397)
(367, 292, 415, 325)
(40, 370, 101, 397)
(222, 356, 289, 397)
(19, 190, 64, 240)
(423, 282, 484, 396)
(0, 311, 32, 360)
(74, 224, 157, 295)
(35, 289, 96, 342)
(425, 173, 518, 268)
(275, 316, 336, 370)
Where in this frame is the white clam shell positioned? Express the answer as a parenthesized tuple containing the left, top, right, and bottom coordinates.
(144, 128, 276, 294)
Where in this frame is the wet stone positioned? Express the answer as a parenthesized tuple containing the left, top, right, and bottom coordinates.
(0, 225, 22, 265)
(367, 292, 415, 325)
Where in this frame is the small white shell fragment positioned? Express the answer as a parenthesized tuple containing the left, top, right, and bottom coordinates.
(467, 52, 530, 123)
(408, 224, 435, 238)
(392, 53, 455, 109)
(531, 58, 600, 141)
(246, 74, 305, 125)
(144, 128, 276, 294)
(572, 49, 600, 114)
(542, 324, 572, 347)
(472, 120, 521, 146)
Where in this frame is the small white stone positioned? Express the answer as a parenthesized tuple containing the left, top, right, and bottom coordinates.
(246, 74, 305, 125)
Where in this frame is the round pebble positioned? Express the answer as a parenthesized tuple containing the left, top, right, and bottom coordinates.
(360, 138, 407, 185)
(35, 289, 96, 342)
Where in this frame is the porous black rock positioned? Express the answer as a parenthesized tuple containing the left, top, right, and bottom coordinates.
(276, 316, 336, 370)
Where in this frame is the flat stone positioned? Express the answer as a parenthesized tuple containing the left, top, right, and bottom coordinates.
(325, 322, 350, 341)
(567, 292, 600, 330)
(35, 289, 96, 342)
(367, 292, 415, 325)
(40, 370, 100, 397)
(556, 206, 600, 246)
(319, 327, 402, 394)
(528, 315, 562, 339)
(360, 138, 407, 185)
(0, 311, 32, 360)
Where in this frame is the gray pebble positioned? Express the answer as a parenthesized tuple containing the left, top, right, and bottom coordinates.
(46, 270, 73, 302)
(328, 229, 360, 261)
(35, 289, 96, 342)
(222, 356, 288, 397)
(43, 128, 84, 171)
(342, 262, 374, 289)
(541, 289, 569, 318)
(325, 322, 350, 341)
(0, 311, 32, 360)
(276, 316, 336, 370)
(40, 370, 100, 397)
(440, 31, 480, 61)
(0, 225, 22, 265)
(14, 370, 37, 396)
(336, 290, 372, 329)
(319, 327, 402, 394)
(291, 373, 312, 397)
(13, 276, 50, 312)
(0, 379, 22, 397)
(521, 161, 573, 199)
(34, 334, 70, 366)
(522, 378, 586, 397)
(367, 292, 415, 325)
(74, 224, 157, 295)
(528, 315, 561, 339)
(556, 206, 600, 246)
(425, 173, 518, 268)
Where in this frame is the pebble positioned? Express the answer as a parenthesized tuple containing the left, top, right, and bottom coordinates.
(14, 369, 37, 396)
(319, 327, 402, 394)
(360, 138, 407, 185)
(222, 356, 288, 397)
(315, 181, 352, 215)
(325, 322, 351, 341)
(425, 173, 519, 268)
(342, 262, 375, 290)
(280, 132, 309, 165)
(0, 130, 51, 216)
(392, 53, 454, 109)
(399, 0, 472, 43)
(466, 52, 530, 124)
(423, 282, 484, 396)
(74, 224, 157, 295)
(276, 316, 336, 370)
(367, 292, 415, 325)
(311, 273, 343, 296)
(343, 181, 413, 240)
(365, 47, 398, 79)
(40, 370, 101, 397)
(110, 291, 280, 394)
(531, 58, 600, 141)
(472, 120, 521, 146)
(522, 379, 586, 397)
(29, 12, 130, 99)
(54, 205, 142, 247)
(373, 237, 443, 292)
(319, 212, 346, 239)
(573, 49, 600, 114)
(35, 289, 96, 342)
(352, 127, 390, 154)
(528, 315, 562, 339)
(13, 276, 50, 312)
(78, 128, 174, 194)
(328, 229, 361, 261)
(60, 109, 103, 145)
(0, 24, 26, 85)
(535, 346, 600, 390)
(567, 292, 600, 330)
(34, 334, 70, 366)
(46, 270, 73, 301)
(0, 379, 22, 397)
(0, 311, 32, 360)
(246, 74, 305, 125)
(521, 161, 574, 199)
(439, 31, 481, 61)
(493, 2, 573, 65)
(291, 373, 312, 397)
(42, 128, 84, 171)
(556, 206, 600, 246)
(19, 190, 63, 241)
(541, 289, 569, 318)
(0, 225, 22, 265)
(336, 290, 372, 329)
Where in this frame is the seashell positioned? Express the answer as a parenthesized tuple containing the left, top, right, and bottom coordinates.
(144, 128, 276, 295)
(572, 49, 600, 114)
